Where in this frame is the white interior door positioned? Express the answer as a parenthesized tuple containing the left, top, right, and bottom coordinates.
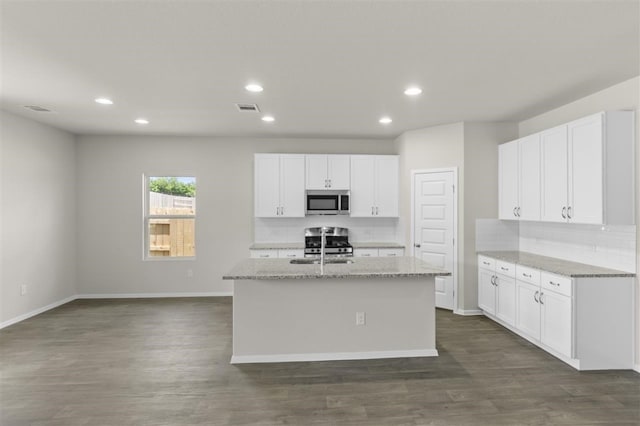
(413, 170, 455, 310)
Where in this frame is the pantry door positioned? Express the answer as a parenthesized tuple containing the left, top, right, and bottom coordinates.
(412, 169, 457, 310)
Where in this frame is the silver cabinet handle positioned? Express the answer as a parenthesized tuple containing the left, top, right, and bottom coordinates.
(562, 207, 567, 219)
(362, 253, 371, 257)
(371, 206, 375, 215)
(539, 292, 545, 305)
(414, 243, 421, 248)
(328, 179, 331, 188)
(482, 261, 490, 265)
(388, 253, 397, 257)
(513, 207, 518, 217)
(491, 275, 496, 286)
(567, 206, 572, 219)
(375, 206, 379, 215)
(500, 266, 508, 271)
(325, 179, 328, 188)
(260, 254, 270, 258)
(522, 273, 532, 278)
(276, 207, 279, 216)
(548, 280, 560, 287)
(517, 207, 521, 217)
(286, 254, 296, 258)
(534, 291, 539, 303)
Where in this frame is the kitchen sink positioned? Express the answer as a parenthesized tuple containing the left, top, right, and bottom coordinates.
(289, 258, 354, 265)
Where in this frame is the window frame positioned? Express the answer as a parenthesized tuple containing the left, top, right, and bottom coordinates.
(143, 174, 197, 261)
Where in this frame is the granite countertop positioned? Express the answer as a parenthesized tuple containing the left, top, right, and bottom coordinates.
(477, 251, 635, 278)
(351, 242, 405, 249)
(249, 242, 405, 250)
(223, 256, 450, 280)
(249, 242, 304, 250)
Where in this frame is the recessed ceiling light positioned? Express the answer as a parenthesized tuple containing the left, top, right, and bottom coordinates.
(134, 118, 149, 125)
(245, 84, 264, 93)
(379, 117, 392, 124)
(261, 115, 275, 122)
(404, 87, 422, 96)
(95, 97, 113, 105)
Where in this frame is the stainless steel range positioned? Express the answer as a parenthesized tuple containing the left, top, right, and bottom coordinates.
(304, 227, 353, 257)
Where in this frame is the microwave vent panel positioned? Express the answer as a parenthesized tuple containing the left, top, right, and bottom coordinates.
(235, 103, 260, 112)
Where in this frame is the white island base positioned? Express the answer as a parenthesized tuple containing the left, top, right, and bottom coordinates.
(231, 276, 437, 364)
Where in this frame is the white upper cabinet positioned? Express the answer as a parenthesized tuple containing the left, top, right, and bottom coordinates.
(498, 140, 519, 220)
(305, 155, 350, 190)
(540, 111, 634, 225)
(350, 155, 399, 217)
(498, 134, 541, 221)
(540, 125, 569, 222)
(255, 154, 305, 218)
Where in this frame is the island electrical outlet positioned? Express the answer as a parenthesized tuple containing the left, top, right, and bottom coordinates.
(356, 311, 366, 326)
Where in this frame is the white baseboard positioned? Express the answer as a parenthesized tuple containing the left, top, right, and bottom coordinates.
(1, 292, 233, 329)
(230, 349, 439, 364)
(634, 364, 640, 373)
(75, 292, 233, 299)
(454, 309, 484, 316)
(0, 295, 76, 330)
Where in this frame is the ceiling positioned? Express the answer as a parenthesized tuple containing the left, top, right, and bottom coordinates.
(1, 0, 638, 139)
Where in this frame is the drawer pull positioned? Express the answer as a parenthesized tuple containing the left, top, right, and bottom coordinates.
(539, 292, 545, 304)
(260, 255, 270, 258)
(362, 254, 371, 257)
(549, 281, 560, 286)
(482, 261, 490, 265)
(387, 253, 397, 257)
(287, 254, 296, 258)
(500, 267, 509, 271)
(534, 291, 539, 303)
(522, 273, 532, 278)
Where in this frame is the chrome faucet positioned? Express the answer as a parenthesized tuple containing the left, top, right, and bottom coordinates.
(320, 227, 326, 266)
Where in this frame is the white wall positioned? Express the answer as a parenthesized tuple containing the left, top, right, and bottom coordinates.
(517, 75, 640, 368)
(1, 110, 77, 326)
(462, 123, 518, 310)
(76, 136, 395, 296)
(394, 122, 517, 312)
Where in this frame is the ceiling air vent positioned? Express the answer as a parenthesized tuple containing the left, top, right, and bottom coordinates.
(24, 105, 52, 112)
(235, 103, 260, 112)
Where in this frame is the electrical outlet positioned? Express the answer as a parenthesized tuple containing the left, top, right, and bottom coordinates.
(20, 284, 27, 296)
(187, 269, 194, 278)
(356, 311, 366, 326)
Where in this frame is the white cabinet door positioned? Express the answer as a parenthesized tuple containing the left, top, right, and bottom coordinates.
(495, 274, 516, 326)
(499, 140, 519, 220)
(568, 113, 603, 224)
(375, 155, 399, 217)
(353, 248, 378, 257)
(478, 268, 496, 315)
(306, 155, 350, 190)
(350, 155, 376, 217)
(518, 134, 541, 221)
(327, 155, 350, 190)
(540, 289, 572, 358)
(255, 155, 281, 217)
(280, 155, 305, 217)
(540, 125, 568, 223)
(305, 155, 329, 190)
(516, 280, 541, 340)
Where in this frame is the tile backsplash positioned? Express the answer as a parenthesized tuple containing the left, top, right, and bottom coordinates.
(255, 217, 402, 244)
(476, 219, 636, 273)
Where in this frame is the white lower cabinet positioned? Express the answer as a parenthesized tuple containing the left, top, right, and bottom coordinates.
(477, 256, 515, 326)
(353, 247, 404, 257)
(250, 249, 304, 259)
(478, 255, 633, 370)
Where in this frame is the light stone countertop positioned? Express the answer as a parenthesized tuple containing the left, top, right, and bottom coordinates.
(249, 242, 304, 250)
(477, 251, 635, 278)
(249, 242, 405, 250)
(223, 256, 450, 280)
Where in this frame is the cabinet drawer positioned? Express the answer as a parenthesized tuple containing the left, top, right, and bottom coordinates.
(378, 248, 404, 257)
(354, 248, 378, 258)
(516, 265, 541, 285)
(278, 249, 305, 259)
(495, 260, 516, 278)
(478, 255, 496, 270)
(250, 249, 278, 259)
(541, 272, 572, 297)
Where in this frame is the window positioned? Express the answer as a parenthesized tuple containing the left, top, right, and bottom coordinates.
(144, 176, 196, 259)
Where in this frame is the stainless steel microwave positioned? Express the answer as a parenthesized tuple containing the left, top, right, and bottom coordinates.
(305, 191, 350, 215)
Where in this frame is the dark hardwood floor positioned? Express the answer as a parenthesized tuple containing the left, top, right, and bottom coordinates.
(1, 297, 638, 425)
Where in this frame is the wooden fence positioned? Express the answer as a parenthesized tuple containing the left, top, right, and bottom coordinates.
(149, 192, 195, 257)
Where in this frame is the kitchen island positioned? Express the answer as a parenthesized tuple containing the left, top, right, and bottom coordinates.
(223, 256, 450, 364)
